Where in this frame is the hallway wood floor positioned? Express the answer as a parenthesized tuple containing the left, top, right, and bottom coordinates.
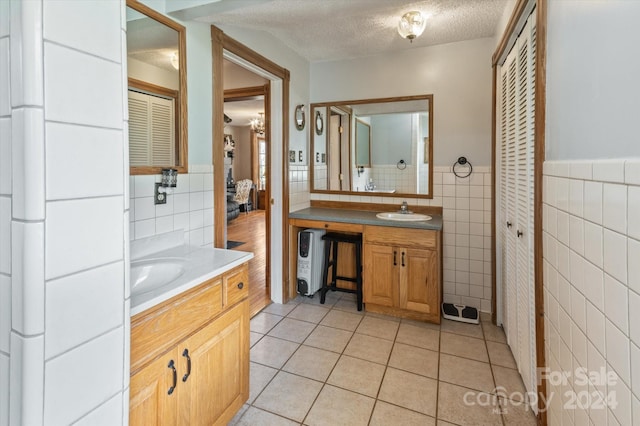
(227, 210, 271, 317)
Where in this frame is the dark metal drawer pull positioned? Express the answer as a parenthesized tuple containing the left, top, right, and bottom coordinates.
(182, 349, 191, 382)
(237, 282, 244, 290)
(168, 360, 177, 395)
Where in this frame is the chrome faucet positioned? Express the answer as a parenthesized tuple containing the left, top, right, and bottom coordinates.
(399, 201, 410, 214)
(365, 178, 376, 191)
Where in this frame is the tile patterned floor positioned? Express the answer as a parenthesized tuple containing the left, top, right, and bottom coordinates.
(229, 292, 538, 426)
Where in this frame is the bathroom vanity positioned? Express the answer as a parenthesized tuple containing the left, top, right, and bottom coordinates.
(289, 202, 443, 323)
(129, 235, 253, 426)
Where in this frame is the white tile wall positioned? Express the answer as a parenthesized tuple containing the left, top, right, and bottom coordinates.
(0, 118, 10, 195)
(45, 123, 124, 200)
(45, 262, 124, 359)
(0, 353, 8, 425)
(74, 393, 123, 426)
(9, 333, 44, 425)
(0, 12, 11, 426)
(11, 107, 45, 221)
(289, 165, 311, 212)
(543, 159, 640, 425)
(2, 1, 130, 424)
(43, 0, 121, 63)
(10, 0, 44, 107)
(0, 275, 9, 354)
(129, 165, 215, 247)
(44, 43, 123, 129)
(306, 165, 493, 312)
(45, 196, 124, 279)
(11, 221, 45, 336)
(43, 328, 124, 425)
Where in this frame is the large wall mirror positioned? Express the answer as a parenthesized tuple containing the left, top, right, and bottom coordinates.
(311, 95, 433, 198)
(126, 0, 188, 175)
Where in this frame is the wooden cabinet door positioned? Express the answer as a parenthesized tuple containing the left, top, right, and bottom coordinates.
(130, 349, 179, 426)
(399, 248, 439, 314)
(179, 300, 249, 426)
(363, 244, 396, 307)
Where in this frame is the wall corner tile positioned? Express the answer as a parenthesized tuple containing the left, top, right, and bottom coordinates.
(10, 0, 44, 108)
(9, 333, 44, 426)
(11, 221, 45, 335)
(624, 159, 640, 186)
(11, 108, 45, 220)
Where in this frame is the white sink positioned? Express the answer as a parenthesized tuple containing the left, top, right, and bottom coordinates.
(131, 258, 186, 295)
(376, 212, 432, 222)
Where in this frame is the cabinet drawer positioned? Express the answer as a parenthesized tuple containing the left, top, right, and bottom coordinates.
(364, 225, 437, 249)
(224, 264, 249, 307)
(131, 278, 223, 373)
(290, 218, 364, 233)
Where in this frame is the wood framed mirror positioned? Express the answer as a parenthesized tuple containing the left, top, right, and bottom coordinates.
(310, 94, 433, 198)
(126, 0, 188, 175)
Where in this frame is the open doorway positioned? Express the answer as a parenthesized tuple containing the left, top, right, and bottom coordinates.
(223, 66, 271, 315)
(212, 26, 291, 315)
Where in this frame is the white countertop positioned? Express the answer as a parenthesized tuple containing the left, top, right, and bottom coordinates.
(130, 233, 253, 316)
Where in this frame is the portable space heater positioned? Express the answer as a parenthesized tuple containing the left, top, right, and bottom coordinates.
(297, 229, 326, 296)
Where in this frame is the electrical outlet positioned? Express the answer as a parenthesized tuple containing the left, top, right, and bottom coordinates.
(154, 183, 167, 205)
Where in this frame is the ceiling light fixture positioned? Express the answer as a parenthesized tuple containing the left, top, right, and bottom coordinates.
(170, 52, 179, 70)
(250, 112, 265, 135)
(397, 11, 427, 42)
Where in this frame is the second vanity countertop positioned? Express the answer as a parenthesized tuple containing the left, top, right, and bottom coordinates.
(130, 233, 253, 316)
(289, 207, 443, 231)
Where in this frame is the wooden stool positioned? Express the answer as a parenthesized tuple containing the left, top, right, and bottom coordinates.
(320, 232, 363, 311)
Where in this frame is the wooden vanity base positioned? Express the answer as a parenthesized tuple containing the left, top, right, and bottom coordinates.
(365, 303, 440, 324)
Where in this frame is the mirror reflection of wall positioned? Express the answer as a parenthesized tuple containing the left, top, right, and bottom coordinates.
(310, 95, 433, 198)
(313, 107, 328, 190)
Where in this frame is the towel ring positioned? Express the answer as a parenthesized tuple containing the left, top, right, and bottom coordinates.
(397, 159, 407, 170)
(452, 156, 472, 178)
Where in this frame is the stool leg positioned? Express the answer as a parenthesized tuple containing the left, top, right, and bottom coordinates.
(320, 239, 331, 303)
(355, 242, 363, 311)
(330, 241, 338, 291)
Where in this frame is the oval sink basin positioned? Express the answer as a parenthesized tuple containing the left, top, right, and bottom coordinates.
(131, 258, 186, 295)
(376, 212, 432, 222)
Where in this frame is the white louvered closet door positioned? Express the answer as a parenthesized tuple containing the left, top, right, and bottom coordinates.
(128, 90, 175, 167)
(497, 12, 537, 404)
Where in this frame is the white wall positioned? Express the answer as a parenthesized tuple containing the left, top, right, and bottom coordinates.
(542, 160, 640, 425)
(1, 1, 129, 424)
(305, 38, 495, 312)
(127, 56, 179, 90)
(546, 0, 640, 160)
(215, 24, 311, 160)
(129, 166, 214, 247)
(311, 37, 494, 168)
(542, 2, 640, 424)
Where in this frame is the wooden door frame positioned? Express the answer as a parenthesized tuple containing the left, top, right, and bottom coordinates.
(491, 0, 547, 423)
(211, 26, 291, 303)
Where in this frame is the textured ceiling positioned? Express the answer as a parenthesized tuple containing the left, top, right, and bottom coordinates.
(194, 0, 508, 62)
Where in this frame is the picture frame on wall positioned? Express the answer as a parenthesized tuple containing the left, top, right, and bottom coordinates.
(289, 150, 296, 163)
